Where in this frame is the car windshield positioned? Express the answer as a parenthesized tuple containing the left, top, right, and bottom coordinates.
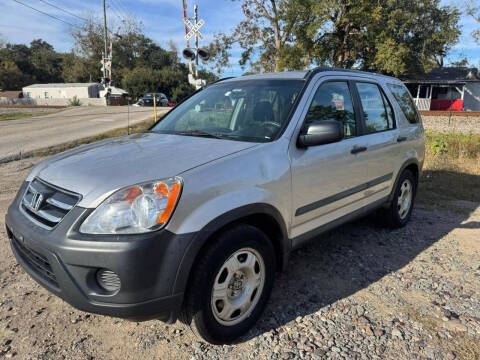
(151, 79, 304, 142)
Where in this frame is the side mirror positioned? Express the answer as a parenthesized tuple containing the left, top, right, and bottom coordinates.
(297, 120, 344, 148)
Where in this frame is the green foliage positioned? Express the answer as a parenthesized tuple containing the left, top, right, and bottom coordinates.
(466, 0, 480, 45)
(0, 17, 215, 100)
(68, 95, 82, 106)
(206, 0, 313, 73)
(171, 83, 196, 103)
(207, 0, 461, 76)
(121, 67, 195, 101)
(430, 137, 448, 155)
(425, 130, 480, 159)
(0, 60, 33, 90)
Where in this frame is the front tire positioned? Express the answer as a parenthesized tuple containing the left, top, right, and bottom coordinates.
(181, 224, 276, 344)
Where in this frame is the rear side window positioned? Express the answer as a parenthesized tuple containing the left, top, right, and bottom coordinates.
(305, 81, 356, 137)
(356, 83, 394, 134)
(387, 84, 420, 124)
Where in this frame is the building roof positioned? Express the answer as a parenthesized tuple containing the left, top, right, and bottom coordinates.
(403, 67, 480, 84)
(0, 90, 23, 98)
(23, 83, 102, 89)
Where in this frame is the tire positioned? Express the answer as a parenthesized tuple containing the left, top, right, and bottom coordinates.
(181, 224, 276, 344)
(380, 169, 417, 228)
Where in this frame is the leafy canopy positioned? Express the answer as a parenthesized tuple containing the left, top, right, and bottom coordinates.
(206, 0, 461, 76)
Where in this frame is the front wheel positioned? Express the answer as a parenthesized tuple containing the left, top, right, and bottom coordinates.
(181, 224, 276, 344)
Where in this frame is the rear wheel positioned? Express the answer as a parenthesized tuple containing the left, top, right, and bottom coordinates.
(181, 224, 275, 344)
(380, 169, 417, 228)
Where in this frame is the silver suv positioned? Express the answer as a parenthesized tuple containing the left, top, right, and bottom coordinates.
(5, 68, 424, 344)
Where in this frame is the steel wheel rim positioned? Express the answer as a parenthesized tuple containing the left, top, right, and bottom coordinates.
(211, 247, 265, 326)
(397, 179, 413, 219)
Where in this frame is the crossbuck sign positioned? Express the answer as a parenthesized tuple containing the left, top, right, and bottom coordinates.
(184, 18, 205, 40)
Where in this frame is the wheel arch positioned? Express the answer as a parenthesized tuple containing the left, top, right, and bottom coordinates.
(388, 158, 420, 203)
(172, 203, 290, 295)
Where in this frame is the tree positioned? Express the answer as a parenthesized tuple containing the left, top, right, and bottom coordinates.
(466, 0, 480, 44)
(209, 0, 460, 76)
(449, 58, 470, 67)
(206, 0, 315, 73)
(121, 67, 195, 101)
(0, 60, 32, 90)
(29, 39, 62, 83)
(60, 52, 96, 82)
(305, 0, 461, 75)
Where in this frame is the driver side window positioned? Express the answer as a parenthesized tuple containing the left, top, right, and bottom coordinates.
(305, 81, 356, 138)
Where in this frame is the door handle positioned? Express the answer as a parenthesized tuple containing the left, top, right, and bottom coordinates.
(351, 146, 367, 154)
(397, 136, 407, 143)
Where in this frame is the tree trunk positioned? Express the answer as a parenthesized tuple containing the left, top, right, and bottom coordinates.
(275, 38, 281, 72)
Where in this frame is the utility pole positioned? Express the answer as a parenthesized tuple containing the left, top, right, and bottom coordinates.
(102, 0, 108, 86)
(194, 4, 198, 78)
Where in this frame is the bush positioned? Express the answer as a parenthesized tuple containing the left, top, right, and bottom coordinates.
(425, 130, 480, 159)
(430, 137, 448, 155)
(68, 95, 82, 106)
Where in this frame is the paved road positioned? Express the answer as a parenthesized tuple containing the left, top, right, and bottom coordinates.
(0, 106, 170, 162)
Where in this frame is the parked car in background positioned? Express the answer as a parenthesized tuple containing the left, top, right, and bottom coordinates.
(5, 68, 424, 344)
(133, 92, 169, 107)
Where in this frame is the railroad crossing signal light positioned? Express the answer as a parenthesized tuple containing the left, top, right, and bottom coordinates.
(182, 48, 196, 61)
(197, 48, 210, 61)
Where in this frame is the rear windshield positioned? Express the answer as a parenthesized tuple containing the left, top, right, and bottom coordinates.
(151, 79, 304, 142)
(387, 84, 420, 124)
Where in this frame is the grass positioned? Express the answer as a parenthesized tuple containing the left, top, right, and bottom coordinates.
(0, 111, 61, 121)
(34, 118, 157, 157)
(417, 130, 480, 212)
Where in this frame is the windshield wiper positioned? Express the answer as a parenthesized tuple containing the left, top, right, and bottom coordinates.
(174, 130, 226, 139)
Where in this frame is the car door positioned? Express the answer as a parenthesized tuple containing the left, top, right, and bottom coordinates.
(289, 77, 371, 244)
(352, 81, 400, 202)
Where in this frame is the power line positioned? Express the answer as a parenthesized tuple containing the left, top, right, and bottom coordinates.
(10, 0, 81, 28)
(37, 0, 89, 23)
(111, 0, 131, 18)
(108, 1, 127, 25)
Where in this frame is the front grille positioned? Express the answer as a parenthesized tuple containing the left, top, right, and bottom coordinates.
(9, 230, 58, 288)
(20, 178, 81, 230)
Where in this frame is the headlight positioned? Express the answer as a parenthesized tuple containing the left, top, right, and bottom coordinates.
(79, 177, 182, 234)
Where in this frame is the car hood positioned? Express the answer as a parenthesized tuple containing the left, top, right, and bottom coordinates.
(28, 132, 257, 208)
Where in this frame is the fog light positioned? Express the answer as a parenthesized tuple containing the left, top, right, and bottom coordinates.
(96, 269, 121, 292)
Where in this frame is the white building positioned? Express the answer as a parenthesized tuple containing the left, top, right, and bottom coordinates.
(22, 83, 103, 100)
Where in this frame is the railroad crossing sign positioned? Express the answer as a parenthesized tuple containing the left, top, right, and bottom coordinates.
(184, 18, 204, 40)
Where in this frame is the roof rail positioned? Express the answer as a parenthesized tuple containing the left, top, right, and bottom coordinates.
(304, 67, 395, 81)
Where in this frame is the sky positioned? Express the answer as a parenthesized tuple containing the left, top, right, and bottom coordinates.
(1, 0, 479, 77)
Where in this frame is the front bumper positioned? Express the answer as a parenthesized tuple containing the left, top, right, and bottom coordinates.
(5, 181, 195, 322)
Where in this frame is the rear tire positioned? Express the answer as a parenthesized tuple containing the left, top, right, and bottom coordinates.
(181, 224, 275, 344)
(380, 169, 417, 228)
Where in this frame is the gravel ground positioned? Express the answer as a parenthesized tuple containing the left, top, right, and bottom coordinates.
(421, 115, 480, 134)
(0, 158, 479, 360)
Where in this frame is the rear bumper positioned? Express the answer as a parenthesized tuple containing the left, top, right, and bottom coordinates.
(5, 181, 195, 322)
